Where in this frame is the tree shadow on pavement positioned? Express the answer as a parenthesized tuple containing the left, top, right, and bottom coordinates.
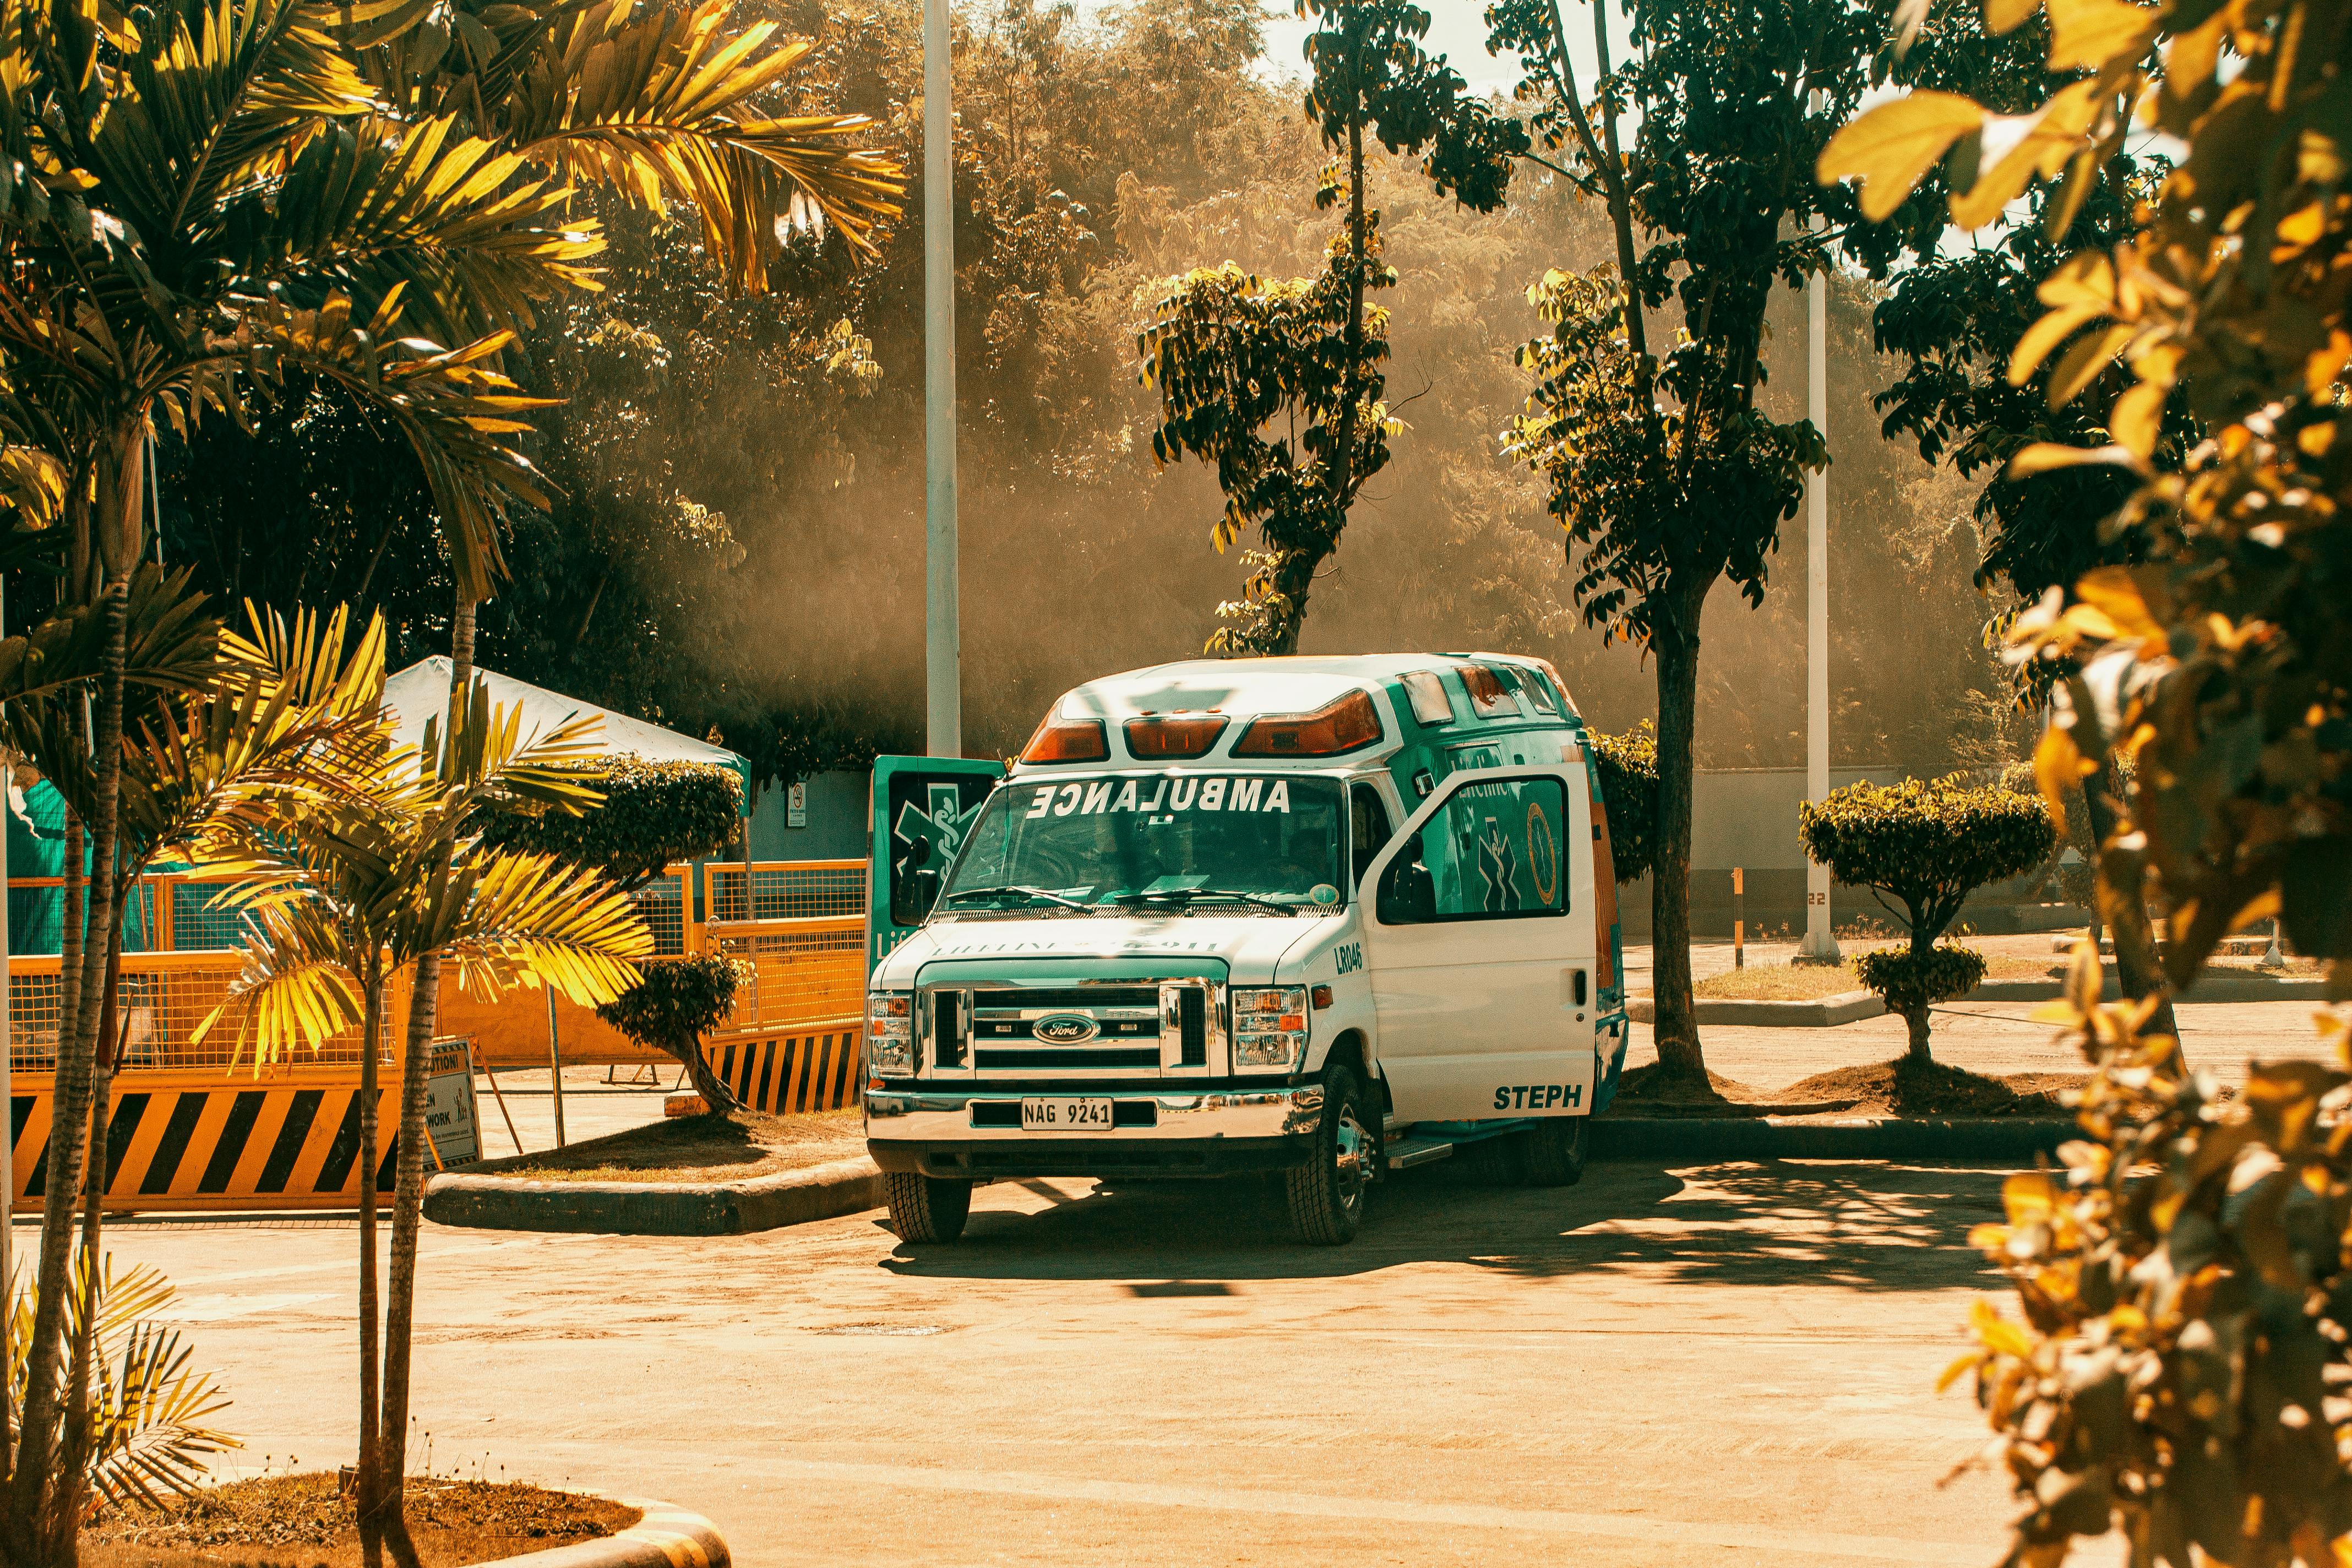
(875, 1156, 2010, 1289)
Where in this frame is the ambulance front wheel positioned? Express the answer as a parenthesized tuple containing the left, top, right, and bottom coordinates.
(886, 1171, 973, 1243)
(1284, 1064, 1375, 1245)
(1516, 1117, 1588, 1188)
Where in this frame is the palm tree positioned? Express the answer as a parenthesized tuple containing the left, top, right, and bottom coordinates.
(0, 600, 391, 1551)
(197, 674, 651, 1566)
(0, 4, 896, 1559)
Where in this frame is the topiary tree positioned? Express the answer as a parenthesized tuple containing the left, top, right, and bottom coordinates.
(481, 755, 748, 1102)
(1798, 777, 2054, 1061)
(1590, 723, 1657, 884)
(595, 956, 748, 1112)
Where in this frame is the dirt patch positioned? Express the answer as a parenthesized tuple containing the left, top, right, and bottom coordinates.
(80, 1473, 636, 1567)
(469, 1107, 865, 1184)
(1779, 1058, 2083, 1118)
(1609, 1058, 2083, 1120)
(1688, 952, 2062, 1001)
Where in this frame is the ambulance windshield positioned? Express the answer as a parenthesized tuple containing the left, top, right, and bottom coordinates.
(939, 775, 1346, 913)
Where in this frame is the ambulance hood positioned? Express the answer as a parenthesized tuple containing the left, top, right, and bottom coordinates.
(873, 912, 1340, 989)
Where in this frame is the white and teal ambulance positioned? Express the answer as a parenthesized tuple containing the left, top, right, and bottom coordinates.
(861, 654, 1629, 1246)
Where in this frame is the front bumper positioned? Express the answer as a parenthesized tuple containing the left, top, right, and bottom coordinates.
(865, 1084, 1324, 1179)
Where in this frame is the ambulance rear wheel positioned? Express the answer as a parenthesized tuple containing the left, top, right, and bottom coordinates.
(1285, 1064, 1375, 1245)
(886, 1172, 972, 1243)
(1516, 1118, 1587, 1189)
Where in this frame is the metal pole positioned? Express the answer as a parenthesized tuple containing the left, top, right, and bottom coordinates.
(1733, 867, 1745, 970)
(1799, 179, 1841, 964)
(545, 986, 567, 1150)
(923, 0, 962, 759)
(2, 571, 13, 1307)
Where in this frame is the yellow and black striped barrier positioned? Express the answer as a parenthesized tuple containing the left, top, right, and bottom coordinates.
(701, 1025, 862, 1115)
(10, 1046, 480, 1213)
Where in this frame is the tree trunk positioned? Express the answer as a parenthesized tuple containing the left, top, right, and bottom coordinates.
(672, 1037, 739, 1114)
(2079, 765, 2180, 1047)
(356, 967, 387, 1568)
(8, 570, 128, 1559)
(52, 945, 124, 1558)
(375, 596, 475, 1567)
(1648, 602, 1706, 1080)
(1903, 1003, 1934, 1063)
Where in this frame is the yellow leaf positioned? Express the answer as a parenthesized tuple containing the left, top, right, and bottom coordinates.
(2048, 322, 2140, 407)
(2004, 1172, 2056, 1227)
(2034, 725, 2089, 833)
(1985, 0, 2043, 31)
(1818, 92, 1987, 223)
(2306, 331, 2352, 399)
(1937, 1350, 1984, 1392)
(1972, 1299, 2036, 1358)
(2006, 441, 2144, 479)
(2038, 250, 2119, 310)
(2065, 937, 2103, 1015)
(1951, 81, 2105, 229)
(2045, 0, 2160, 72)
(2109, 377, 2168, 458)
(2075, 566, 2163, 640)
(2008, 301, 2109, 386)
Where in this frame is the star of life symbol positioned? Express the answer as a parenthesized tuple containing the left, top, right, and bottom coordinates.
(1476, 814, 1519, 912)
(895, 782, 983, 879)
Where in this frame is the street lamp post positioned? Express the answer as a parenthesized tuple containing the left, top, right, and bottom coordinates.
(923, 0, 961, 760)
(1800, 203, 1841, 963)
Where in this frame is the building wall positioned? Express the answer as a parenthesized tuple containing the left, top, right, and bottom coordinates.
(744, 769, 872, 862)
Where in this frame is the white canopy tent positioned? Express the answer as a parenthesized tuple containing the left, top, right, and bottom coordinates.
(380, 657, 752, 814)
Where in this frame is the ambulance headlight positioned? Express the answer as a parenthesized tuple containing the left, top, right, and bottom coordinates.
(1231, 987, 1309, 1071)
(865, 992, 915, 1076)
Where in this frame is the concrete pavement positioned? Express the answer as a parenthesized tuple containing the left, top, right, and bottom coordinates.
(96, 1154, 2026, 1566)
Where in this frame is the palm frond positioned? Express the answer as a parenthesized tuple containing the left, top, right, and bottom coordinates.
(194, 901, 368, 1061)
(0, 564, 220, 718)
(500, 0, 901, 284)
(439, 846, 650, 1005)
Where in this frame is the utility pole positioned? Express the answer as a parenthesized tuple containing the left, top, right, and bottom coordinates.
(1799, 184, 1841, 964)
(923, 0, 962, 759)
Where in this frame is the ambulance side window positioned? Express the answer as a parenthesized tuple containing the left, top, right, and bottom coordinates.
(1378, 777, 1569, 924)
(1349, 783, 1392, 894)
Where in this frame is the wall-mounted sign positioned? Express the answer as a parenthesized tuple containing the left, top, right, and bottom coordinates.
(788, 781, 808, 829)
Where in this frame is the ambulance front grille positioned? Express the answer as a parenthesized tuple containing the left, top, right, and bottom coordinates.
(919, 979, 1222, 1077)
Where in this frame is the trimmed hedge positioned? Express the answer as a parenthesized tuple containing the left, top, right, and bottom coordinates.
(481, 755, 743, 892)
(1854, 944, 1988, 1012)
(596, 954, 749, 1110)
(1797, 776, 2055, 951)
(1589, 723, 1657, 884)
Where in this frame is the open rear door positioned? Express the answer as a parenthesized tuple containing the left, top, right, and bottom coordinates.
(867, 756, 1006, 973)
(1358, 763, 1597, 1121)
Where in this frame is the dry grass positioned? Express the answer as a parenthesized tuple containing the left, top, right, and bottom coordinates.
(1689, 952, 2080, 1001)
(1611, 1058, 2083, 1119)
(472, 1107, 865, 1184)
(80, 1473, 634, 1567)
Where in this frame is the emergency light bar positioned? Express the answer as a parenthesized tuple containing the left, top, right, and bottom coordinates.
(1124, 713, 1229, 759)
(1231, 690, 1384, 757)
(1020, 716, 1109, 763)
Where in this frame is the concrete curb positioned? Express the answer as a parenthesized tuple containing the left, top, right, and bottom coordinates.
(463, 1499, 728, 1567)
(1592, 1115, 2076, 1160)
(423, 1156, 884, 1236)
(1964, 975, 2332, 1004)
(1628, 991, 1883, 1026)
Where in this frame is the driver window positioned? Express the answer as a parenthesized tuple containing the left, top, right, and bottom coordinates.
(1349, 783, 1393, 892)
(1378, 777, 1569, 924)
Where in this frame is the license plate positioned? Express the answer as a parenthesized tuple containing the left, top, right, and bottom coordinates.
(1021, 1097, 1115, 1132)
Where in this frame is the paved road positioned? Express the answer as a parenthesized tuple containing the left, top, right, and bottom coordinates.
(95, 1153, 2026, 1566)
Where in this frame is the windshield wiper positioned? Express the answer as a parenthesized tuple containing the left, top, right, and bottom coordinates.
(941, 885, 1092, 910)
(1112, 886, 1300, 914)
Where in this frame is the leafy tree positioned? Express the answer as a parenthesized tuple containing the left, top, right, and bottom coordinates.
(477, 757, 743, 891)
(1139, 0, 1522, 653)
(1798, 778, 2054, 1060)
(595, 956, 749, 1112)
(1496, 0, 1936, 1081)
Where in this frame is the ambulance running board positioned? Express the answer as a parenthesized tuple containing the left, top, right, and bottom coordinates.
(1385, 1136, 1456, 1171)
(1381, 1119, 1536, 1173)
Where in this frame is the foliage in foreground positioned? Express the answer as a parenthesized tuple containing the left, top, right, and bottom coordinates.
(1799, 777, 2052, 1058)
(8, 1259, 236, 1525)
(596, 955, 750, 1112)
(1957, 951, 2352, 1567)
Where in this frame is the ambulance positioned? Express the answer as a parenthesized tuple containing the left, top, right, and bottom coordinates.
(861, 654, 1629, 1246)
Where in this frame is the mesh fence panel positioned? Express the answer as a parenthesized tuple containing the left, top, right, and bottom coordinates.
(631, 871, 687, 956)
(707, 862, 865, 923)
(710, 920, 865, 1032)
(9, 955, 380, 1072)
(170, 881, 253, 950)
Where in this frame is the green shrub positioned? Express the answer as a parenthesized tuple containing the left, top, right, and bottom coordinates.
(481, 755, 742, 892)
(1589, 723, 1656, 884)
(596, 955, 748, 1110)
(1853, 944, 1986, 1014)
(1800, 777, 2052, 1059)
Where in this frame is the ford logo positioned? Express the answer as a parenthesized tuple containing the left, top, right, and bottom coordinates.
(1033, 1013, 1101, 1045)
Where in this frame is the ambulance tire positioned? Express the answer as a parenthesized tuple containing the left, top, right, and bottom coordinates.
(1515, 1117, 1588, 1189)
(885, 1172, 973, 1243)
(1285, 1064, 1375, 1246)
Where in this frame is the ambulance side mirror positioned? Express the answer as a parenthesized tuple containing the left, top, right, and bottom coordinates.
(1378, 856, 1435, 925)
(907, 867, 941, 921)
